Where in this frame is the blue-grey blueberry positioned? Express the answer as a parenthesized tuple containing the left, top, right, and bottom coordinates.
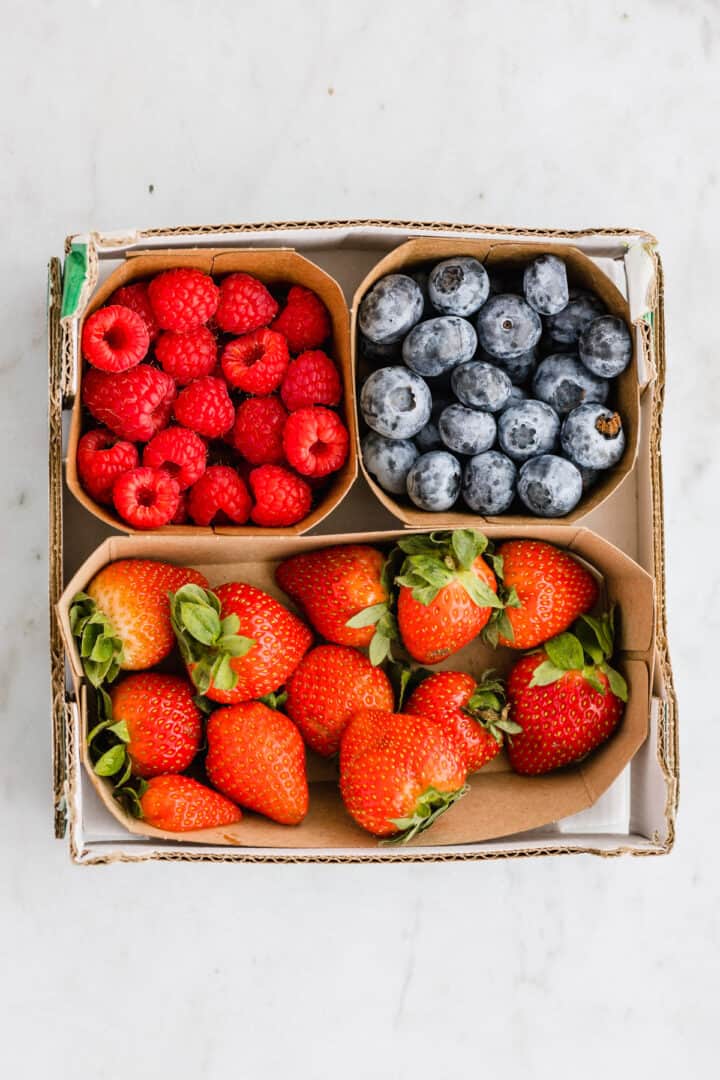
(476, 294, 542, 360)
(561, 404, 626, 469)
(497, 399, 560, 462)
(517, 455, 583, 516)
(358, 274, 424, 344)
(532, 353, 609, 415)
(414, 419, 443, 452)
(362, 432, 419, 495)
(544, 294, 605, 348)
(523, 254, 569, 316)
(578, 315, 632, 378)
(406, 451, 462, 511)
(451, 361, 512, 412)
(462, 451, 517, 514)
(402, 316, 477, 378)
(360, 366, 432, 439)
(428, 256, 490, 317)
(438, 404, 497, 456)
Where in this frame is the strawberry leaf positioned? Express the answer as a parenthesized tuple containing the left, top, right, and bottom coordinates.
(452, 529, 485, 570)
(582, 666, 607, 695)
(180, 602, 222, 646)
(259, 690, 288, 710)
(544, 632, 584, 671)
(346, 602, 388, 629)
(599, 661, 628, 703)
(94, 744, 127, 777)
(107, 720, 130, 743)
(211, 654, 235, 692)
(529, 660, 566, 687)
(221, 614, 241, 637)
(113, 756, 133, 789)
(457, 571, 504, 610)
(574, 619, 604, 664)
(382, 784, 469, 845)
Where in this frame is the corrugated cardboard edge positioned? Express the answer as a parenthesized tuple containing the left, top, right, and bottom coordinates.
(48, 220, 677, 862)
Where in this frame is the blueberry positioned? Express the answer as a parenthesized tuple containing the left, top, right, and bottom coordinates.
(532, 354, 609, 415)
(414, 420, 443, 452)
(578, 465, 599, 491)
(407, 451, 462, 511)
(476, 294, 542, 360)
(503, 385, 528, 409)
(561, 404, 626, 469)
(523, 254, 569, 316)
(362, 432, 419, 495)
(487, 347, 537, 386)
(358, 274, 424, 344)
(360, 366, 432, 439)
(402, 316, 477, 378)
(451, 361, 512, 412)
(410, 271, 433, 316)
(462, 451, 517, 514)
(497, 399, 560, 462)
(358, 333, 401, 365)
(428, 257, 489, 317)
(517, 455, 583, 516)
(544, 294, 605, 348)
(439, 404, 496, 456)
(579, 315, 632, 378)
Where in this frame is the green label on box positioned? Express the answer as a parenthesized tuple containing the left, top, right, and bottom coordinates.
(61, 243, 88, 318)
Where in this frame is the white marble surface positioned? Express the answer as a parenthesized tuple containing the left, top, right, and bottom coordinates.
(1, 1, 718, 1076)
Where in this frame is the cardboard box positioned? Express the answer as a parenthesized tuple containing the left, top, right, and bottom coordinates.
(48, 221, 678, 863)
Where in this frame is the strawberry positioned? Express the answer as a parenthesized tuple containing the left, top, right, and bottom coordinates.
(394, 530, 501, 664)
(170, 581, 312, 704)
(506, 610, 628, 775)
(134, 775, 242, 832)
(339, 709, 468, 841)
(285, 644, 394, 756)
(206, 702, 308, 825)
(483, 539, 599, 650)
(276, 544, 395, 663)
(70, 559, 209, 684)
(405, 670, 520, 773)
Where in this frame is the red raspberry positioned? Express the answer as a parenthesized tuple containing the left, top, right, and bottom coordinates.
(142, 426, 207, 489)
(282, 406, 349, 478)
(148, 269, 219, 331)
(215, 273, 278, 334)
(108, 282, 160, 341)
(170, 492, 189, 524)
(155, 326, 218, 384)
(232, 396, 288, 465)
(76, 428, 139, 504)
(221, 329, 289, 394)
(249, 465, 312, 527)
(272, 286, 331, 353)
(173, 376, 235, 438)
(112, 466, 180, 529)
(81, 305, 149, 372)
(280, 349, 342, 411)
(187, 465, 252, 526)
(83, 365, 176, 442)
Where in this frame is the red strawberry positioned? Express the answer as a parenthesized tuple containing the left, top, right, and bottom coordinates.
(170, 581, 312, 704)
(285, 644, 394, 756)
(339, 709, 467, 841)
(395, 530, 501, 664)
(137, 775, 242, 832)
(405, 670, 520, 773)
(206, 702, 308, 825)
(484, 539, 599, 650)
(276, 544, 393, 662)
(107, 673, 202, 778)
(506, 610, 627, 775)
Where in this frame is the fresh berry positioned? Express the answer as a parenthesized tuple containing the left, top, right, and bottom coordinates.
(484, 539, 599, 650)
(339, 709, 467, 841)
(272, 285, 331, 352)
(506, 611, 627, 774)
(171, 580, 312, 704)
(532, 353, 608, 414)
(76, 428, 139, 505)
(138, 775, 241, 832)
(233, 396, 288, 465)
(187, 465, 252, 526)
(406, 451, 462, 512)
(362, 432, 418, 495)
(414, 420, 443, 452)
(221, 328, 289, 395)
(155, 326, 218, 384)
(248, 465, 312, 526)
(497, 399, 560, 462)
(82, 305, 150, 372)
(109, 673, 202, 778)
(280, 350, 342, 411)
(438, 404, 496, 456)
(545, 293, 605, 348)
(142, 427, 207, 490)
(360, 366, 432, 439)
(476, 294, 542, 360)
(410, 270, 433, 316)
(82, 365, 176, 442)
(402, 316, 477, 377)
(523, 254, 569, 316)
(578, 315, 633, 378)
(561, 404, 626, 469)
(451, 361, 512, 412)
(462, 450, 517, 514)
(215, 273, 278, 334)
(283, 406, 349, 478)
(517, 454, 583, 516)
(395, 530, 500, 664)
(491, 347, 537, 386)
(170, 492, 189, 524)
(108, 282, 160, 341)
(173, 376, 234, 438)
(504, 385, 528, 408)
(358, 274, 424, 344)
(285, 644, 394, 756)
(112, 466, 180, 529)
(428, 256, 490, 317)
(206, 702, 308, 825)
(148, 268, 219, 331)
(406, 671, 519, 773)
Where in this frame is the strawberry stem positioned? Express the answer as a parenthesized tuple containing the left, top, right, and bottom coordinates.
(382, 784, 469, 845)
(528, 609, 628, 702)
(69, 592, 123, 687)
(169, 584, 254, 695)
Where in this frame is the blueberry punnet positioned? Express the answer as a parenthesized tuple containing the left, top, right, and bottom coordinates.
(451, 361, 512, 413)
(361, 432, 419, 495)
(438, 404, 497, 456)
(358, 274, 424, 344)
(462, 451, 517, 514)
(406, 451, 462, 511)
(532, 354, 609, 415)
(476, 294, 542, 360)
(360, 367, 431, 439)
(517, 454, 583, 516)
(523, 254, 569, 316)
(402, 316, 477, 378)
(497, 399, 560, 462)
(578, 315, 632, 378)
(560, 403, 626, 469)
(428, 256, 490, 317)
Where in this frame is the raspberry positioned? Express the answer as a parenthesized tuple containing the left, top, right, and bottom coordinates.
(108, 282, 160, 341)
(221, 329, 289, 394)
(249, 465, 312, 527)
(170, 492, 189, 524)
(81, 305, 149, 372)
(173, 376, 235, 438)
(112, 467, 180, 529)
(155, 326, 218, 384)
(83, 365, 176, 442)
(280, 349, 342, 411)
(282, 406, 349, 478)
(232, 396, 288, 465)
(272, 286, 331, 353)
(148, 269, 219, 331)
(215, 273, 278, 334)
(76, 428, 139, 504)
(142, 426, 207, 489)
(187, 465, 252, 526)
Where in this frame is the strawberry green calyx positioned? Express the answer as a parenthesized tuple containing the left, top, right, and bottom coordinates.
(69, 592, 123, 688)
(463, 671, 522, 743)
(86, 689, 134, 788)
(529, 609, 628, 701)
(345, 550, 401, 665)
(383, 784, 469, 845)
(114, 777, 149, 819)
(393, 529, 503, 611)
(169, 584, 254, 695)
(479, 555, 522, 648)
